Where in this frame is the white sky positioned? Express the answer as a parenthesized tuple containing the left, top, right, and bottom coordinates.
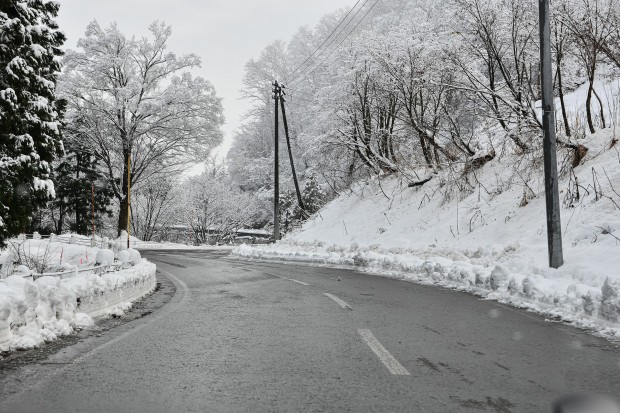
(56, 0, 354, 171)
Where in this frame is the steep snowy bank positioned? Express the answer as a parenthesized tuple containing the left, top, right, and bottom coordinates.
(235, 128, 620, 339)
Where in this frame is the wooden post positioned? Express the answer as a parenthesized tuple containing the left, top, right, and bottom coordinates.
(539, 0, 564, 268)
(280, 86, 306, 216)
(273, 81, 281, 241)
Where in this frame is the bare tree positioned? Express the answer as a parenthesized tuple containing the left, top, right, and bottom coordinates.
(183, 170, 262, 245)
(452, 0, 541, 151)
(131, 174, 177, 241)
(59, 21, 224, 235)
(563, 0, 616, 133)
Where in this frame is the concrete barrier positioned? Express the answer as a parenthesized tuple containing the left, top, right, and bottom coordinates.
(0, 259, 156, 352)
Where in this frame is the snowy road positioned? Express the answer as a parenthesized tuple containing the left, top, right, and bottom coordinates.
(1, 250, 619, 412)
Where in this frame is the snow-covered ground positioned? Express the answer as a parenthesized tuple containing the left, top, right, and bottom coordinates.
(123, 234, 235, 251)
(235, 86, 620, 340)
(0, 236, 156, 352)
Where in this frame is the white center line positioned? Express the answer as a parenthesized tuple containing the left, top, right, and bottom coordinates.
(323, 293, 352, 310)
(287, 278, 310, 286)
(358, 329, 411, 376)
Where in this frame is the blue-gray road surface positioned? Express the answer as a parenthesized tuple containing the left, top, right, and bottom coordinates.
(1, 250, 619, 412)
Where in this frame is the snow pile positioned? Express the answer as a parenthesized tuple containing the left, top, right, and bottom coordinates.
(234, 127, 620, 339)
(0, 237, 156, 352)
(95, 249, 115, 267)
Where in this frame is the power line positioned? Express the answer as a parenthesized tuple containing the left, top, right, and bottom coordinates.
(286, 0, 365, 83)
(285, 93, 315, 104)
(288, 0, 373, 85)
(288, 0, 371, 84)
(290, 0, 381, 88)
(277, 84, 317, 104)
(282, 85, 313, 98)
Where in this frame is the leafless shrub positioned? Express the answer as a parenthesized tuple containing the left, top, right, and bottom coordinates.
(563, 168, 589, 208)
(7, 240, 55, 275)
(469, 209, 485, 233)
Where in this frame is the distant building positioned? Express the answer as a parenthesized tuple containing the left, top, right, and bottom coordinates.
(151, 225, 271, 245)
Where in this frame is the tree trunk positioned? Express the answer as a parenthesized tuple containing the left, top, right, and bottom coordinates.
(592, 88, 606, 129)
(117, 149, 130, 236)
(57, 204, 64, 234)
(586, 77, 596, 134)
(74, 154, 81, 234)
(556, 66, 571, 137)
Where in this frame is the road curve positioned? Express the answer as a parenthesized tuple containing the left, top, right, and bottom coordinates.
(1, 250, 619, 412)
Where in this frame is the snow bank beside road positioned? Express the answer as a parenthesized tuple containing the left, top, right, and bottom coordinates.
(0, 240, 156, 352)
(234, 128, 620, 339)
(236, 242, 620, 338)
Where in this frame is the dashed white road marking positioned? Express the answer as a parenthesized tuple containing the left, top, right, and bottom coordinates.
(358, 329, 411, 376)
(287, 278, 310, 286)
(323, 293, 352, 310)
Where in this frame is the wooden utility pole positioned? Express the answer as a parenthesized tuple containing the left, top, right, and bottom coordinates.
(539, 0, 564, 268)
(279, 85, 306, 216)
(273, 81, 281, 241)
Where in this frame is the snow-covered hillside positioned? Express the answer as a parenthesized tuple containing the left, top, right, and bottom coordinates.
(235, 85, 620, 339)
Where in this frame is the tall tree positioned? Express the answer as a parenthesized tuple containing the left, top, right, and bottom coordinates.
(0, 0, 65, 246)
(59, 21, 224, 235)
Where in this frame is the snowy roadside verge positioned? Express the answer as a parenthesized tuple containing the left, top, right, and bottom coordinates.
(234, 240, 620, 341)
(233, 121, 620, 341)
(0, 259, 156, 352)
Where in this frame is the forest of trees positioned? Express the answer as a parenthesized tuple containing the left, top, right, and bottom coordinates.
(3, 0, 620, 245)
(229, 0, 620, 206)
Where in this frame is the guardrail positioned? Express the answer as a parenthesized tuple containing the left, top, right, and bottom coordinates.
(19, 233, 107, 248)
(6, 234, 133, 279)
(30, 262, 125, 279)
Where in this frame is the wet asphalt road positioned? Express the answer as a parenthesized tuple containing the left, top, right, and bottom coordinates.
(1, 250, 619, 412)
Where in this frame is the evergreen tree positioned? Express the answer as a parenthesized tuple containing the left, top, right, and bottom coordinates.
(301, 176, 326, 215)
(50, 142, 114, 235)
(0, 0, 65, 246)
(279, 177, 326, 233)
(279, 191, 297, 233)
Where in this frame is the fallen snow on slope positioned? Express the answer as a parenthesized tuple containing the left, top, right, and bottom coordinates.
(235, 127, 620, 339)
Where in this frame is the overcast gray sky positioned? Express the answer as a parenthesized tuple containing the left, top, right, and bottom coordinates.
(56, 0, 354, 166)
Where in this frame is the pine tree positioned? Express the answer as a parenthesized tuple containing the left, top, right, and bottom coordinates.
(278, 177, 327, 233)
(50, 143, 114, 235)
(0, 0, 65, 246)
(301, 176, 326, 215)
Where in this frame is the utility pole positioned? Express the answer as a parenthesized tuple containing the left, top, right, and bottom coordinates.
(279, 85, 306, 216)
(273, 81, 281, 241)
(539, 0, 564, 268)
